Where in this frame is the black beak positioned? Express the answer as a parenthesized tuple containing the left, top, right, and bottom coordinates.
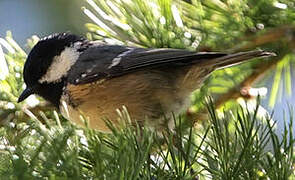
(18, 87, 34, 103)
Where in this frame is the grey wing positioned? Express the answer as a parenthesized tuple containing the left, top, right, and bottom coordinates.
(67, 43, 228, 85)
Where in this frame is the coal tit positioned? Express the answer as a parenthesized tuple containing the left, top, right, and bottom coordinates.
(18, 33, 274, 131)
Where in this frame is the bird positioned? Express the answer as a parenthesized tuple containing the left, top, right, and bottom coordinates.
(18, 33, 274, 132)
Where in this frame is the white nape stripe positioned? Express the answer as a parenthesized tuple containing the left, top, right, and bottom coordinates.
(108, 48, 134, 69)
(144, 48, 169, 53)
(39, 43, 81, 83)
(108, 57, 121, 68)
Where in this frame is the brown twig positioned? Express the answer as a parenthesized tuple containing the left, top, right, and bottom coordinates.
(191, 25, 295, 122)
(215, 25, 294, 108)
(234, 25, 295, 51)
(214, 56, 281, 108)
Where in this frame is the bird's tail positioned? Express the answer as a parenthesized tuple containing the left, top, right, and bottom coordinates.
(178, 50, 275, 91)
(200, 50, 276, 69)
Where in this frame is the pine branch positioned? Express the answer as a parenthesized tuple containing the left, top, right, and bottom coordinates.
(191, 25, 295, 122)
(234, 25, 295, 51)
(215, 26, 295, 108)
(215, 56, 281, 108)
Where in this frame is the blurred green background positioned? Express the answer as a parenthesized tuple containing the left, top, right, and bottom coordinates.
(0, 0, 85, 44)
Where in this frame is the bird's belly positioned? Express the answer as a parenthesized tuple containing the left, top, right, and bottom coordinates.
(60, 69, 204, 132)
(60, 90, 189, 132)
(60, 100, 114, 132)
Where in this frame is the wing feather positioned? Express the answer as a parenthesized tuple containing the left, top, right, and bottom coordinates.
(68, 43, 273, 85)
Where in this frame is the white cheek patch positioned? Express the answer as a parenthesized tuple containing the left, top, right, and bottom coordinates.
(39, 45, 80, 83)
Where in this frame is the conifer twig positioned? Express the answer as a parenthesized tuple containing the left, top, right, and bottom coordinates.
(215, 56, 281, 108)
(215, 25, 295, 108)
(191, 25, 295, 122)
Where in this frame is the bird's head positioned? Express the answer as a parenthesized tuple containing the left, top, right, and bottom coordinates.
(18, 33, 86, 107)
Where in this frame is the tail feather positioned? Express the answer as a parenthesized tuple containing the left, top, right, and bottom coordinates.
(178, 50, 275, 92)
(198, 50, 276, 69)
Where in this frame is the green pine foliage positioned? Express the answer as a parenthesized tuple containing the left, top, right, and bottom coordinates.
(0, 0, 294, 179)
(0, 99, 294, 179)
